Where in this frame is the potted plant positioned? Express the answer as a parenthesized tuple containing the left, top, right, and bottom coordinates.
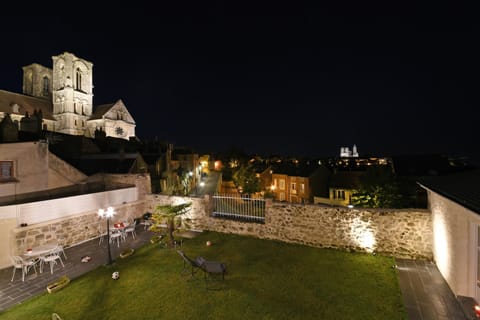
(47, 275, 70, 293)
(149, 202, 192, 248)
(120, 248, 135, 258)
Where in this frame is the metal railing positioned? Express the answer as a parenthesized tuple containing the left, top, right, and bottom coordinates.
(211, 193, 265, 223)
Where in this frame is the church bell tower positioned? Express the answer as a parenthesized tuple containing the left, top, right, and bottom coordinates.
(51, 52, 93, 135)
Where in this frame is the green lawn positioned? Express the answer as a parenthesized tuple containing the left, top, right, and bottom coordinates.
(0, 231, 407, 320)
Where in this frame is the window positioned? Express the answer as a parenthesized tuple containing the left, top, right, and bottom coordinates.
(332, 189, 345, 200)
(0, 161, 14, 181)
(291, 182, 296, 194)
(42, 76, 49, 96)
(76, 68, 82, 91)
(279, 179, 285, 190)
(300, 183, 305, 194)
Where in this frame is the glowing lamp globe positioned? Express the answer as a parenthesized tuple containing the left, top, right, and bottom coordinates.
(206, 241, 212, 247)
(474, 305, 480, 318)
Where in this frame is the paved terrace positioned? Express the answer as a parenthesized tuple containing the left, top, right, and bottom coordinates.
(0, 225, 154, 311)
(0, 225, 472, 319)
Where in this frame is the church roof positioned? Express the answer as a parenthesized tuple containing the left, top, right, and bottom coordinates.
(89, 103, 115, 120)
(89, 99, 136, 124)
(0, 90, 56, 120)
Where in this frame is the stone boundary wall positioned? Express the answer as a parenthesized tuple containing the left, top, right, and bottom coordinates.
(146, 194, 433, 259)
(11, 200, 145, 255)
(8, 193, 432, 261)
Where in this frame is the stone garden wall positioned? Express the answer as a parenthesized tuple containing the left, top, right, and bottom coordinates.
(10, 193, 433, 259)
(11, 200, 145, 255)
(146, 194, 433, 259)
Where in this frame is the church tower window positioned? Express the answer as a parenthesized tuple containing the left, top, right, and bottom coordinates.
(42, 76, 49, 96)
(75, 68, 82, 91)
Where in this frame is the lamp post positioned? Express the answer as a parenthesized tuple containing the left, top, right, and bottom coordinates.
(98, 207, 116, 265)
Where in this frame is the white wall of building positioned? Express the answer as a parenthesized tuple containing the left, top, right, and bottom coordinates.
(0, 187, 137, 226)
(427, 189, 480, 299)
(0, 186, 137, 268)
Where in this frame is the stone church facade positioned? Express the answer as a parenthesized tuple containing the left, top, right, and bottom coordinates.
(0, 51, 135, 140)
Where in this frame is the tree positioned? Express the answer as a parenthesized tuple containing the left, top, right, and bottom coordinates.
(149, 202, 192, 247)
(232, 163, 260, 195)
(351, 166, 403, 208)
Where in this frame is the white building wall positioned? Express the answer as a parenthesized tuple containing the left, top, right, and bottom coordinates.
(0, 187, 137, 269)
(0, 141, 49, 195)
(0, 187, 137, 226)
(428, 189, 480, 298)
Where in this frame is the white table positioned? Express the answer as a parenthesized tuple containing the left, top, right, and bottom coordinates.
(22, 243, 58, 259)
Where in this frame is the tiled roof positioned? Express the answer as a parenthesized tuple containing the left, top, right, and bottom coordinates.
(0, 90, 56, 120)
(272, 163, 322, 177)
(89, 103, 114, 120)
(329, 170, 363, 189)
(417, 169, 480, 214)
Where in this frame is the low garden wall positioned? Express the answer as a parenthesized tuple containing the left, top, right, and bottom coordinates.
(11, 200, 145, 255)
(146, 194, 433, 259)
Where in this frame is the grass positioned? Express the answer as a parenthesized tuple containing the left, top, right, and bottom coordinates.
(0, 231, 407, 320)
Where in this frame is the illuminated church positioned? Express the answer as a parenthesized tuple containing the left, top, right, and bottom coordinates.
(0, 51, 135, 140)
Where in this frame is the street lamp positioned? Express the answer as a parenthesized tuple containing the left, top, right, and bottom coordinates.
(98, 207, 116, 265)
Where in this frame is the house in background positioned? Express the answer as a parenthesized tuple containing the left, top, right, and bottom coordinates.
(314, 170, 363, 207)
(418, 169, 480, 304)
(270, 162, 329, 204)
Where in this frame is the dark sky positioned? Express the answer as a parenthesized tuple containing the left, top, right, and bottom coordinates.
(0, 3, 478, 160)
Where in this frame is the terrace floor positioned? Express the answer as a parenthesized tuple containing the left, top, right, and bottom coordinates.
(0, 226, 470, 320)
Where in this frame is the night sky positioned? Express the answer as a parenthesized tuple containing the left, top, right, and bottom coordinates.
(0, 3, 478, 161)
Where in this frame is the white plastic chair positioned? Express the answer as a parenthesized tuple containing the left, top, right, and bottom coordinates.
(51, 244, 67, 260)
(124, 220, 137, 239)
(10, 255, 38, 282)
(40, 252, 64, 274)
(109, 229, 124, 247)
(140, 219, 152, 230)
